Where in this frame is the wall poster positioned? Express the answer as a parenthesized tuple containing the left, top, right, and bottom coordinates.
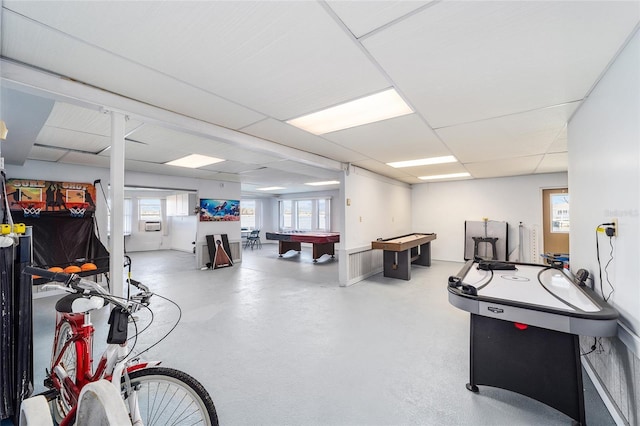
(6, 178, 97, 217)
(199, 199, 240, 222)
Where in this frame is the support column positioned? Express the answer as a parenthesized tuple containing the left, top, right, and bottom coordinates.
(109, 112, 125, 298)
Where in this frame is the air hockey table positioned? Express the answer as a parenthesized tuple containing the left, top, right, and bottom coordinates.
(265, 232, 340, 263)
(448, 260, 618, 426)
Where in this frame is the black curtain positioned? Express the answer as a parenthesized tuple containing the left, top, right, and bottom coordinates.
(0, 246, 14, 419)
(17, 213, 109, 270)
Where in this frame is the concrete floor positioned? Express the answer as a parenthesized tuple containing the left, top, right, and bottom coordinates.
(29, 245, 615, 425)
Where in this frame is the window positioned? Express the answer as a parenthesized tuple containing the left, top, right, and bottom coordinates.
(139, 198, 161, 221)
(241, 200, 256, 229)
(107, 198, 132, 235)
(550, 193, 570, 233)
(123, 198, 132, 235)
(318, 199, 328, 230)
(281, 200, 292, 229)
(297, 200, 312, 231)
(279, 198, 331, 231)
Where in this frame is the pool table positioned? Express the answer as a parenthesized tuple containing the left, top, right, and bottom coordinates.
(265, 231, 340, 263)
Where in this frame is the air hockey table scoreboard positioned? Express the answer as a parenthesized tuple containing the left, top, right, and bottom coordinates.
(448, 260, 618, 426)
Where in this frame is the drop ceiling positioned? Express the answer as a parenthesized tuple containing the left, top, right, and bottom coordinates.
(0, 1, 638, 194)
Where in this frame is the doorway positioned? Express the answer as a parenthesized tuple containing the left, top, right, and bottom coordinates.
(542, 188, 569, 256)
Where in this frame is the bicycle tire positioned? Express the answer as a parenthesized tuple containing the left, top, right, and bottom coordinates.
(122, 366, 219, 426)
(51, 320, 78, 423)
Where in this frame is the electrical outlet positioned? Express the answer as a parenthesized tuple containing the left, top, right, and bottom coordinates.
(611, 218, 618, 237)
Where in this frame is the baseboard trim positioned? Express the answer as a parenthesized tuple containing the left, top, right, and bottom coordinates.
(581, 357, 627, 426)
(618, 321, 640, 358)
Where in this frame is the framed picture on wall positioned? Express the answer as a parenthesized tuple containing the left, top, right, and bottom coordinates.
(199, 199, 240, 222)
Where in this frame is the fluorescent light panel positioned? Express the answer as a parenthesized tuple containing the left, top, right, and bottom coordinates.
(165, 154, 224, 168)
(286, 88, 413, 135)
(419, 172, 471, 180)
(305, 180, 340, 186)
(387, 155, 457, 168)
(256, 186, 285, 191)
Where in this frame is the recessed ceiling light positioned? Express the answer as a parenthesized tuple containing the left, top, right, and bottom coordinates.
(286, 88, 413, 135)
(165, 154, 224, 168)
(418, 172, 471, 180)
(305, 180, 340, 186)
(256, 186, 285, 191)
(387, 156, 457, 168)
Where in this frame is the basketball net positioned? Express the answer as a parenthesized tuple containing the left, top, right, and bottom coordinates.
(20, 202, 43, 218)
(68, 204, 87, 218)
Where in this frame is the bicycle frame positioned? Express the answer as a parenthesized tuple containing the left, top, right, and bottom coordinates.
(50, 305, 160, 426)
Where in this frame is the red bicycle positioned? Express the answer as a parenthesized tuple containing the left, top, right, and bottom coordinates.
(26, 259, 218, 426)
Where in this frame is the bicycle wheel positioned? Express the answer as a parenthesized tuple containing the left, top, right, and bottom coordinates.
(51, 321, 77, 423)
(122, 366, 218, 426)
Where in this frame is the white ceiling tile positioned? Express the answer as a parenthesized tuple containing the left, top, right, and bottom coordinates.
(326, 1, 432, 38)
(2, 12, 265, 130)
(37, 126, 110, 153)
(350, 159, 418, 184)
(27, 145, 67, 162)
(263, 160, 341, 180)
(240, 167, 317, 187)
(436, 103, 579, 163)
(200, 160, 265, 175)
(400, 162, 470, 179)
(547, 127, 568, 153)
(364, 1, 640, 127)
(124, 159, 231, 181)
(44, 102, 143, 136)
(131, 124, 280, 165)
(465, 156, 544, 179)
(4, 2, 389, 121)
(4, 1, 637, 189)
(536, 152, 568, 174)
(241, 119, 367, 163)
(112, 141, 180, 164)
(324, 113, 450, 163)
(59, 151, 110, 168)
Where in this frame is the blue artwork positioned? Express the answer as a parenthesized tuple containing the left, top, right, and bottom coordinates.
(199, 199, 240, 222)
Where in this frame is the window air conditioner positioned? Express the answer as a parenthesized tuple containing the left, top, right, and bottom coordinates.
(144, 221, 161, 232)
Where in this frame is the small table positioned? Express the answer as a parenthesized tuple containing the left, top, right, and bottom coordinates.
(265, 232, 340, 263)
(371, 233, 437, 280)
(448, 260, 618, 425)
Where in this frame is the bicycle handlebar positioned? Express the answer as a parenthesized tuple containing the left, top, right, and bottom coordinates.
(23, 265, 151, 310)
(23, 266, 75, 286)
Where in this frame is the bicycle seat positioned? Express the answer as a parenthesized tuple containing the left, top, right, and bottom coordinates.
(56, 293, 106, 313)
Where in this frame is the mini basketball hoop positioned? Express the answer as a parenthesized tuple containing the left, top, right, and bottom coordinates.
(18, 201, 45, 218)
(67, 202, 89, 218)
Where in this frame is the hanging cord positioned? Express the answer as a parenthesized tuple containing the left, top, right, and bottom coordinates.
(1, 172, 15, 227)
(123, 255, 182, 360)
(595, 223, 616, 301)
(603, 237, 615, 301)
(93, 179, 108, 241)
(581, 337, 604, 356)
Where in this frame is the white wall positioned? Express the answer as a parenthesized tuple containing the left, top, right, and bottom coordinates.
(567, 29, 639, 425)
(123, 188, 172, 252)
(569, 30, 640, 337)
(170, 215, 197, 253)
(258, 197, 278, 240)
(412, 173, 568, 263)
(343, 167, 411, 248)
(339, 166, 412, 284)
